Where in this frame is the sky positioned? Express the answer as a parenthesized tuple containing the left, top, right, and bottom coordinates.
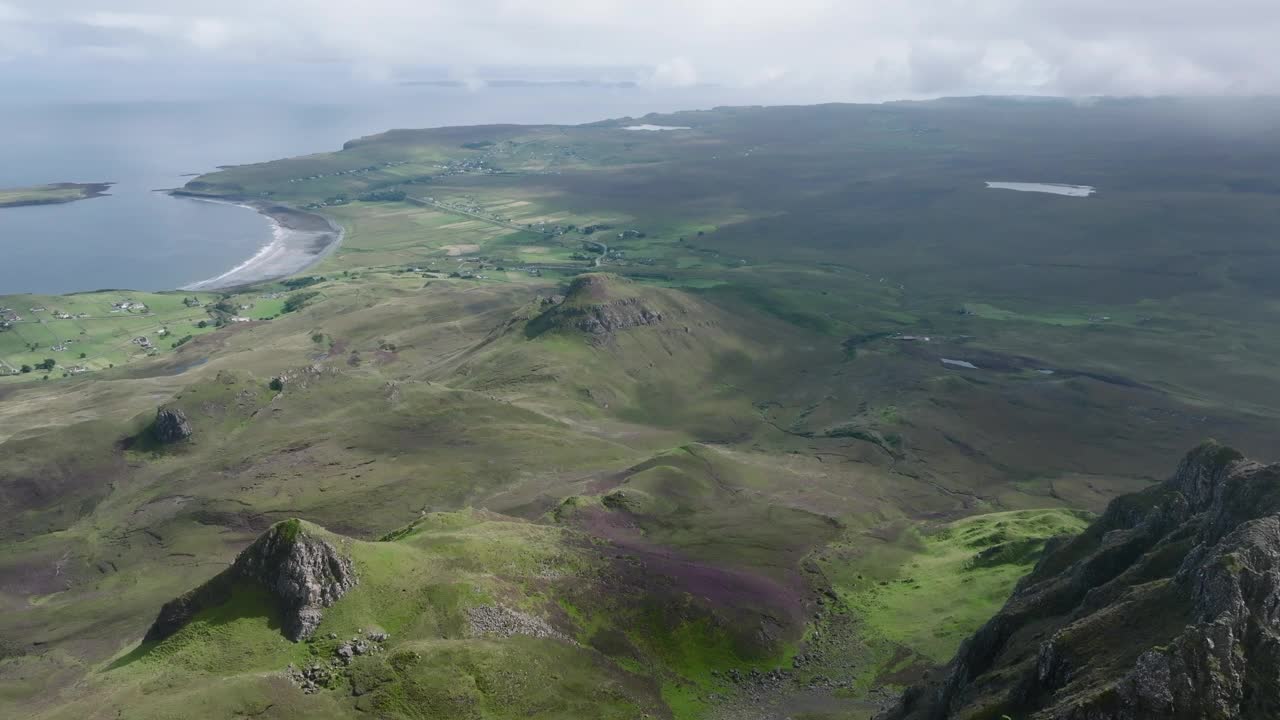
(2, 0, 1279, 103)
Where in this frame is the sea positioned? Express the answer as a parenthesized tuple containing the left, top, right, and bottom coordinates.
(0, 84, 765, 295)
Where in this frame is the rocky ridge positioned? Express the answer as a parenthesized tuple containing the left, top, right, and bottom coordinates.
(144, 519, 356, 643)
(882, 442, 1280, 720)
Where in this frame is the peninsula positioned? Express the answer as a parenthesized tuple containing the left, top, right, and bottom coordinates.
(0, 181, 113, 208)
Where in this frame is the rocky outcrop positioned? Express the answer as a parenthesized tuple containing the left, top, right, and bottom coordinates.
(144, 519, 356, 643)
(561, 296, 663, 335)
(526, 274, 666, 340)
(882, 442, 1280, 720)
(466, 605, 569, 641)
(152, 406, 193, 443)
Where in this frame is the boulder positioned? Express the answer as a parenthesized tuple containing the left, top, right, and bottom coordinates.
(153, 406, 193, 443)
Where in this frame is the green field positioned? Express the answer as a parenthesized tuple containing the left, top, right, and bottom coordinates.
(5, 97, 1280, 719)
(825, 510, 1092, 687)
(0, 291, 221, 378)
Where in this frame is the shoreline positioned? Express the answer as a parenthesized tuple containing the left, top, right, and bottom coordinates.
(0, 182, 114, 209)
(170, 194, 344, 291)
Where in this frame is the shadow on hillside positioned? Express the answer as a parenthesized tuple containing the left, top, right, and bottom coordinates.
(102, 585, 284, 672)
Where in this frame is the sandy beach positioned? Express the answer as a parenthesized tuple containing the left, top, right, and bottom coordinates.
(172, 196, 343, 291)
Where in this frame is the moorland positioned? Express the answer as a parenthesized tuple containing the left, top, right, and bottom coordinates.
(3, 96, 1280, 719)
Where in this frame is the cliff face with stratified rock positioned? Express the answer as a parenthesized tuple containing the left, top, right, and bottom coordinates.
(144, 519, 356, 643)
(882, 442, 1280, 720)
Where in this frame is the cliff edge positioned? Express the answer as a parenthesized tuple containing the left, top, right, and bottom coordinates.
(882, 442, 1280, 720)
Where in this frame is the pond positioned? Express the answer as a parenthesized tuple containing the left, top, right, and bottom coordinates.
(985, 182, 1095, 197)
(623, 124, 692, 131)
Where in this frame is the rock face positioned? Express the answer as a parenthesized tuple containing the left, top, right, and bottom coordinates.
(527, 274, 666, 339)
(144, 519, 356, 643)
(882, 442, 1280, 720)
(564, 296, 663, 335)
(152, 407, 193, 443)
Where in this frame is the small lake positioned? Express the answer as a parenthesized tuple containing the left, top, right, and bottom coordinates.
(986, 182, 1096, 197)
(623, 124, 692, 131)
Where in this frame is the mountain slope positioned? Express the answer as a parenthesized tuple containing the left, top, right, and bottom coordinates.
(882, 442, 1280, 720)
(31, 512, 671, 720)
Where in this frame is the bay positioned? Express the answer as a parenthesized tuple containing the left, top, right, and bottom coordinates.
(0, 85, 755, 295)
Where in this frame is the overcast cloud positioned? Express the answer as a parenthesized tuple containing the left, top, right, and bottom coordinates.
(2, 0, 1279, 101)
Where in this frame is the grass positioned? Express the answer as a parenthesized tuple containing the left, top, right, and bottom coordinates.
(42, 511, 670, 720)
(844, 510, 1090, 663)
(347, 638, 653, 719)
(8, 98, 1280, 719)
(812, 509, 1091, 692)
(130, 584, 305, 673)
(0, 290, 223, 379)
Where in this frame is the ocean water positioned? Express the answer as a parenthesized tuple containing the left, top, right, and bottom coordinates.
(0, 85, 757, 295)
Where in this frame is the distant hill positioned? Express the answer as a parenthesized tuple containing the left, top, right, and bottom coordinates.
(0, 182, 112, 208)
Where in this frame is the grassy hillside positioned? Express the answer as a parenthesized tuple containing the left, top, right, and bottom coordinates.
(6, 98, 1280, 719)
(18, 508, 1091, 720)
(0, 272, 1092, 719)
(34, 513, 666, 720)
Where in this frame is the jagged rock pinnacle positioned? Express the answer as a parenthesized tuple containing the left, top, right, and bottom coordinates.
(144, 519, 356, 643)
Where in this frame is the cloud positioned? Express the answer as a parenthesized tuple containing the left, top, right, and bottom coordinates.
(647, 58, 699, 88)
(185, 18, 231, 50)
(0, 2, 25, 21)
(75, 11, 173, 33)
(1, 0, 1277, 99)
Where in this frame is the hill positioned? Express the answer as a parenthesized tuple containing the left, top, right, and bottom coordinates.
(883, 442, 1280, 720)
(7, 98, 1280, 719)
(0, 270, 1094, 720)
(34, 512, 671, 719)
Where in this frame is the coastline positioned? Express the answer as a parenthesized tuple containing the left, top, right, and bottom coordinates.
(171, 194, 344, 291)
(0, 182, 114, 209)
